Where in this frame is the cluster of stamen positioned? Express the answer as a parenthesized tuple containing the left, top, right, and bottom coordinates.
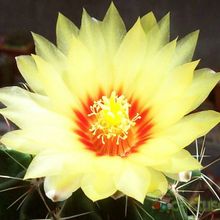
(88, 91, 141, 145)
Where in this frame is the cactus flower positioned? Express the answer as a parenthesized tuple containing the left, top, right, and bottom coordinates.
(0, 3, 220, 203)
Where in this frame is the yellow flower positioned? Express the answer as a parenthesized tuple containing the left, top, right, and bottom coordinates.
(0, 3, 220, 203)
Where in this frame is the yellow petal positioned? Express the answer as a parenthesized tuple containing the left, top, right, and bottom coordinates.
(128, 39, 176, 107)
(24, 152, 65, 179)
(131, 40, 176, 107)
(144, 13, 170, 56)
(1, 124, 75, 155)
(185, 69, 220, 113)
(33, 55, 77, 116)
(150, 69, 220, 131)
(32, 33, 66, 71)
(78, 10, 113, 93)
(149, 61, 199, 128)
(0, 86, 46, 110)
(114, 18, 147, 89)
(115, 163, 150, 203)
(65, 36, 99, 98)
(56, 13, 79, 54)
(24, 149, 93, 179)
(147, 168, 168, 198)
(16, 55, 44, 94)
(44, 174, 81, 201)
(80, 156, 123, 201)
(158, 13, 170, 45)
(157, 110, 220, 148)
(141, 12, 157, 33)
(1, 130, 49, 154)
(149, 60, 199, 108)
(165, 171, 193, 182)
(101, 2, 126, 58)
(81, 171, 116, 201)
(173, 30, 199, 66)
(79, 9, 105, 61)
(153, 149, 202, 173)
(0, 87, 71, 129)
(138, 138, 180, 158)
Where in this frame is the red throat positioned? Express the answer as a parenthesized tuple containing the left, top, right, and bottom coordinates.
(73, 91, 153, 157)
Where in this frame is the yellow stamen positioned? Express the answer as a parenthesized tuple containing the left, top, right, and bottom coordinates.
(88, 91, 141, 145)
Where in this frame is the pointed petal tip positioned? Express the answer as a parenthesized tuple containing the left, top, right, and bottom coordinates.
(160, 12, 170, 21)
(105, 1, 121, 19)
(31, 31, 38, 38)
(194, 59, 201, 66)
(24, 168, 43, 180)
(195, 29, 200, 34)
(15, 56, 20, 61)
(209, 69, 216, 74)
(165, 12, 170, 18)
(159, 12, 170, 25)
(15, 55, 25, 63)
(57, 12, 65, 21)
(133, 17, 144, 28)
(146, 11, 155, 17)
(31, 32, 45, 45)
(181, 29, 200, 45)
(169, 38, 178, 46)
(82, 8, 89, 16)
(136, 196, 145, 204)
(188, 29, 200, 42)
(141, 11, 156, 21)
(31, 54, 38, 60)
(193, 29, 200, 36)
(23, 174, 30, 180)
(82, 189, 115, 202)
(194, 164, 203, 172)
(23, 171, 35, 180)
(58, 12, 63, 17)
(81, 8, 92, 25)
(109, 1, 117, 9)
